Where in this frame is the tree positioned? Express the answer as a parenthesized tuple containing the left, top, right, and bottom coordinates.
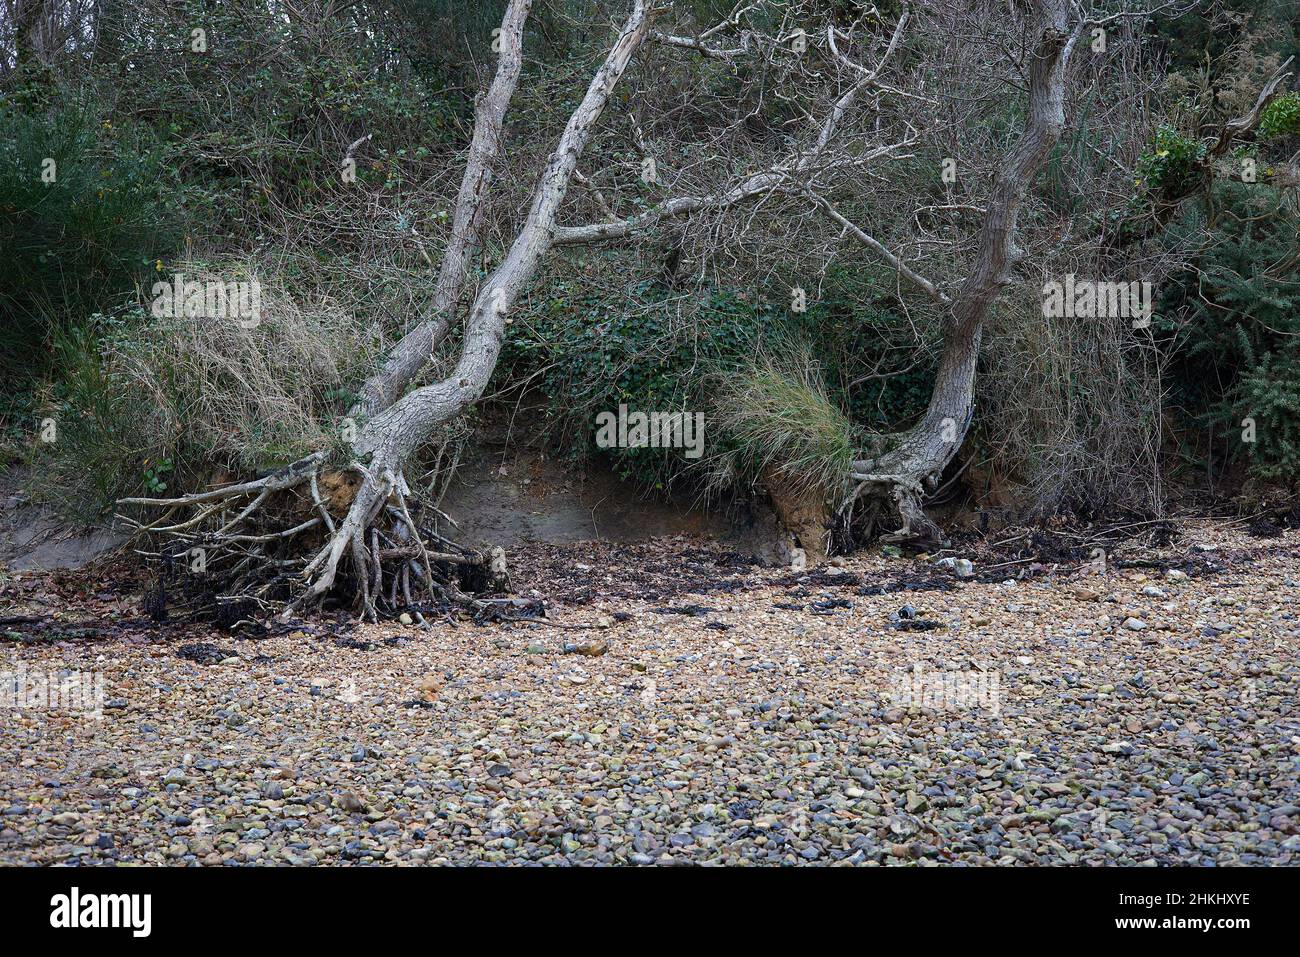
(125, 0, 663, 620)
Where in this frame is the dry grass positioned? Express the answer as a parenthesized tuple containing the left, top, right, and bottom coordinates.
(112, 253, 389, 472)
(704, 343, 858, 504)
(976, 295, 1165, 519)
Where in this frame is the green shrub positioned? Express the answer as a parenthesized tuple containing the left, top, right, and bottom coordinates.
(36, 314, 167, 521)
(1159, 183, 1300, 483)
(1236, 352, 1300, 483)
(1259, 92, 1300, 140)
(1134, 124, 1207, 197)
(499, 280, 769, 488)
(498, 271, 935, 493)
(0, 91, 183, 385)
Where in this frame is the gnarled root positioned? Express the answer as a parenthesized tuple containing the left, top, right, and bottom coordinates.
(119, 453, 503, 624)
(837, 433, 952, 546)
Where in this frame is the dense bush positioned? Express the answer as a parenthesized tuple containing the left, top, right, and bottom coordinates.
(0, 92, 182, 385)
(1159, 183, 1300, 485)
(1133, 124, 1207, 198)
(1259, 92, 1300, 140)
(499, 280, 770, 488)
(498, 271, 934, 493)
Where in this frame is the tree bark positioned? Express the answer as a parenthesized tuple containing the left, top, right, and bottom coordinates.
(12, 0, 43, 67)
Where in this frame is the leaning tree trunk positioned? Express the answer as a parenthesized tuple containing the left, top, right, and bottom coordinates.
(351, 0, 534, 418)
(289, 0, 654, 612)
(844, 0, 1080, 541)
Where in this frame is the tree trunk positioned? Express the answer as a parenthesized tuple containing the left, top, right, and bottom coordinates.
(291, 0, 655, 611)
(352, 0, 535, 418)
(845, 0, 1079, 541)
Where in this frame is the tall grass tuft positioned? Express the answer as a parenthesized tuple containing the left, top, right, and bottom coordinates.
(706, 343, 859, 504)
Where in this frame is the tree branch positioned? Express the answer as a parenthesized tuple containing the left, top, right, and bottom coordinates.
(804, 191, 950, 305)
(352, 0, 534, 418)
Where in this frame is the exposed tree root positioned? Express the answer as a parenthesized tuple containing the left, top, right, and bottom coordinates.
(837, 408, 972, 545)
(839, 454, 946, 545)
(119, 454, 508, 625)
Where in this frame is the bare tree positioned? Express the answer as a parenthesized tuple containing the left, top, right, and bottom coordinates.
(542, 0, 1104, 540)
(124, 0, 662, 619)
(350, 0, 534, 419)
(589, 0, 1291, 543)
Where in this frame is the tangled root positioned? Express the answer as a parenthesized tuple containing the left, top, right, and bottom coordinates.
(119, 453, 507, 624)
(837, 434, 951, 546)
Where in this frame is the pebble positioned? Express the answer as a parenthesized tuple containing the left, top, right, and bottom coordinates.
(2, 526, 1295, 867)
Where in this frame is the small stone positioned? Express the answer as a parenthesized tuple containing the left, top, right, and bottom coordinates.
(337, 791, 367, 813)
(418, 675, 442, 702)
(936, 557, 975, 578)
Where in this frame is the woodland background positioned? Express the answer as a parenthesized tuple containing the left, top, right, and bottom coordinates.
(2, 0, 1298, 542)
